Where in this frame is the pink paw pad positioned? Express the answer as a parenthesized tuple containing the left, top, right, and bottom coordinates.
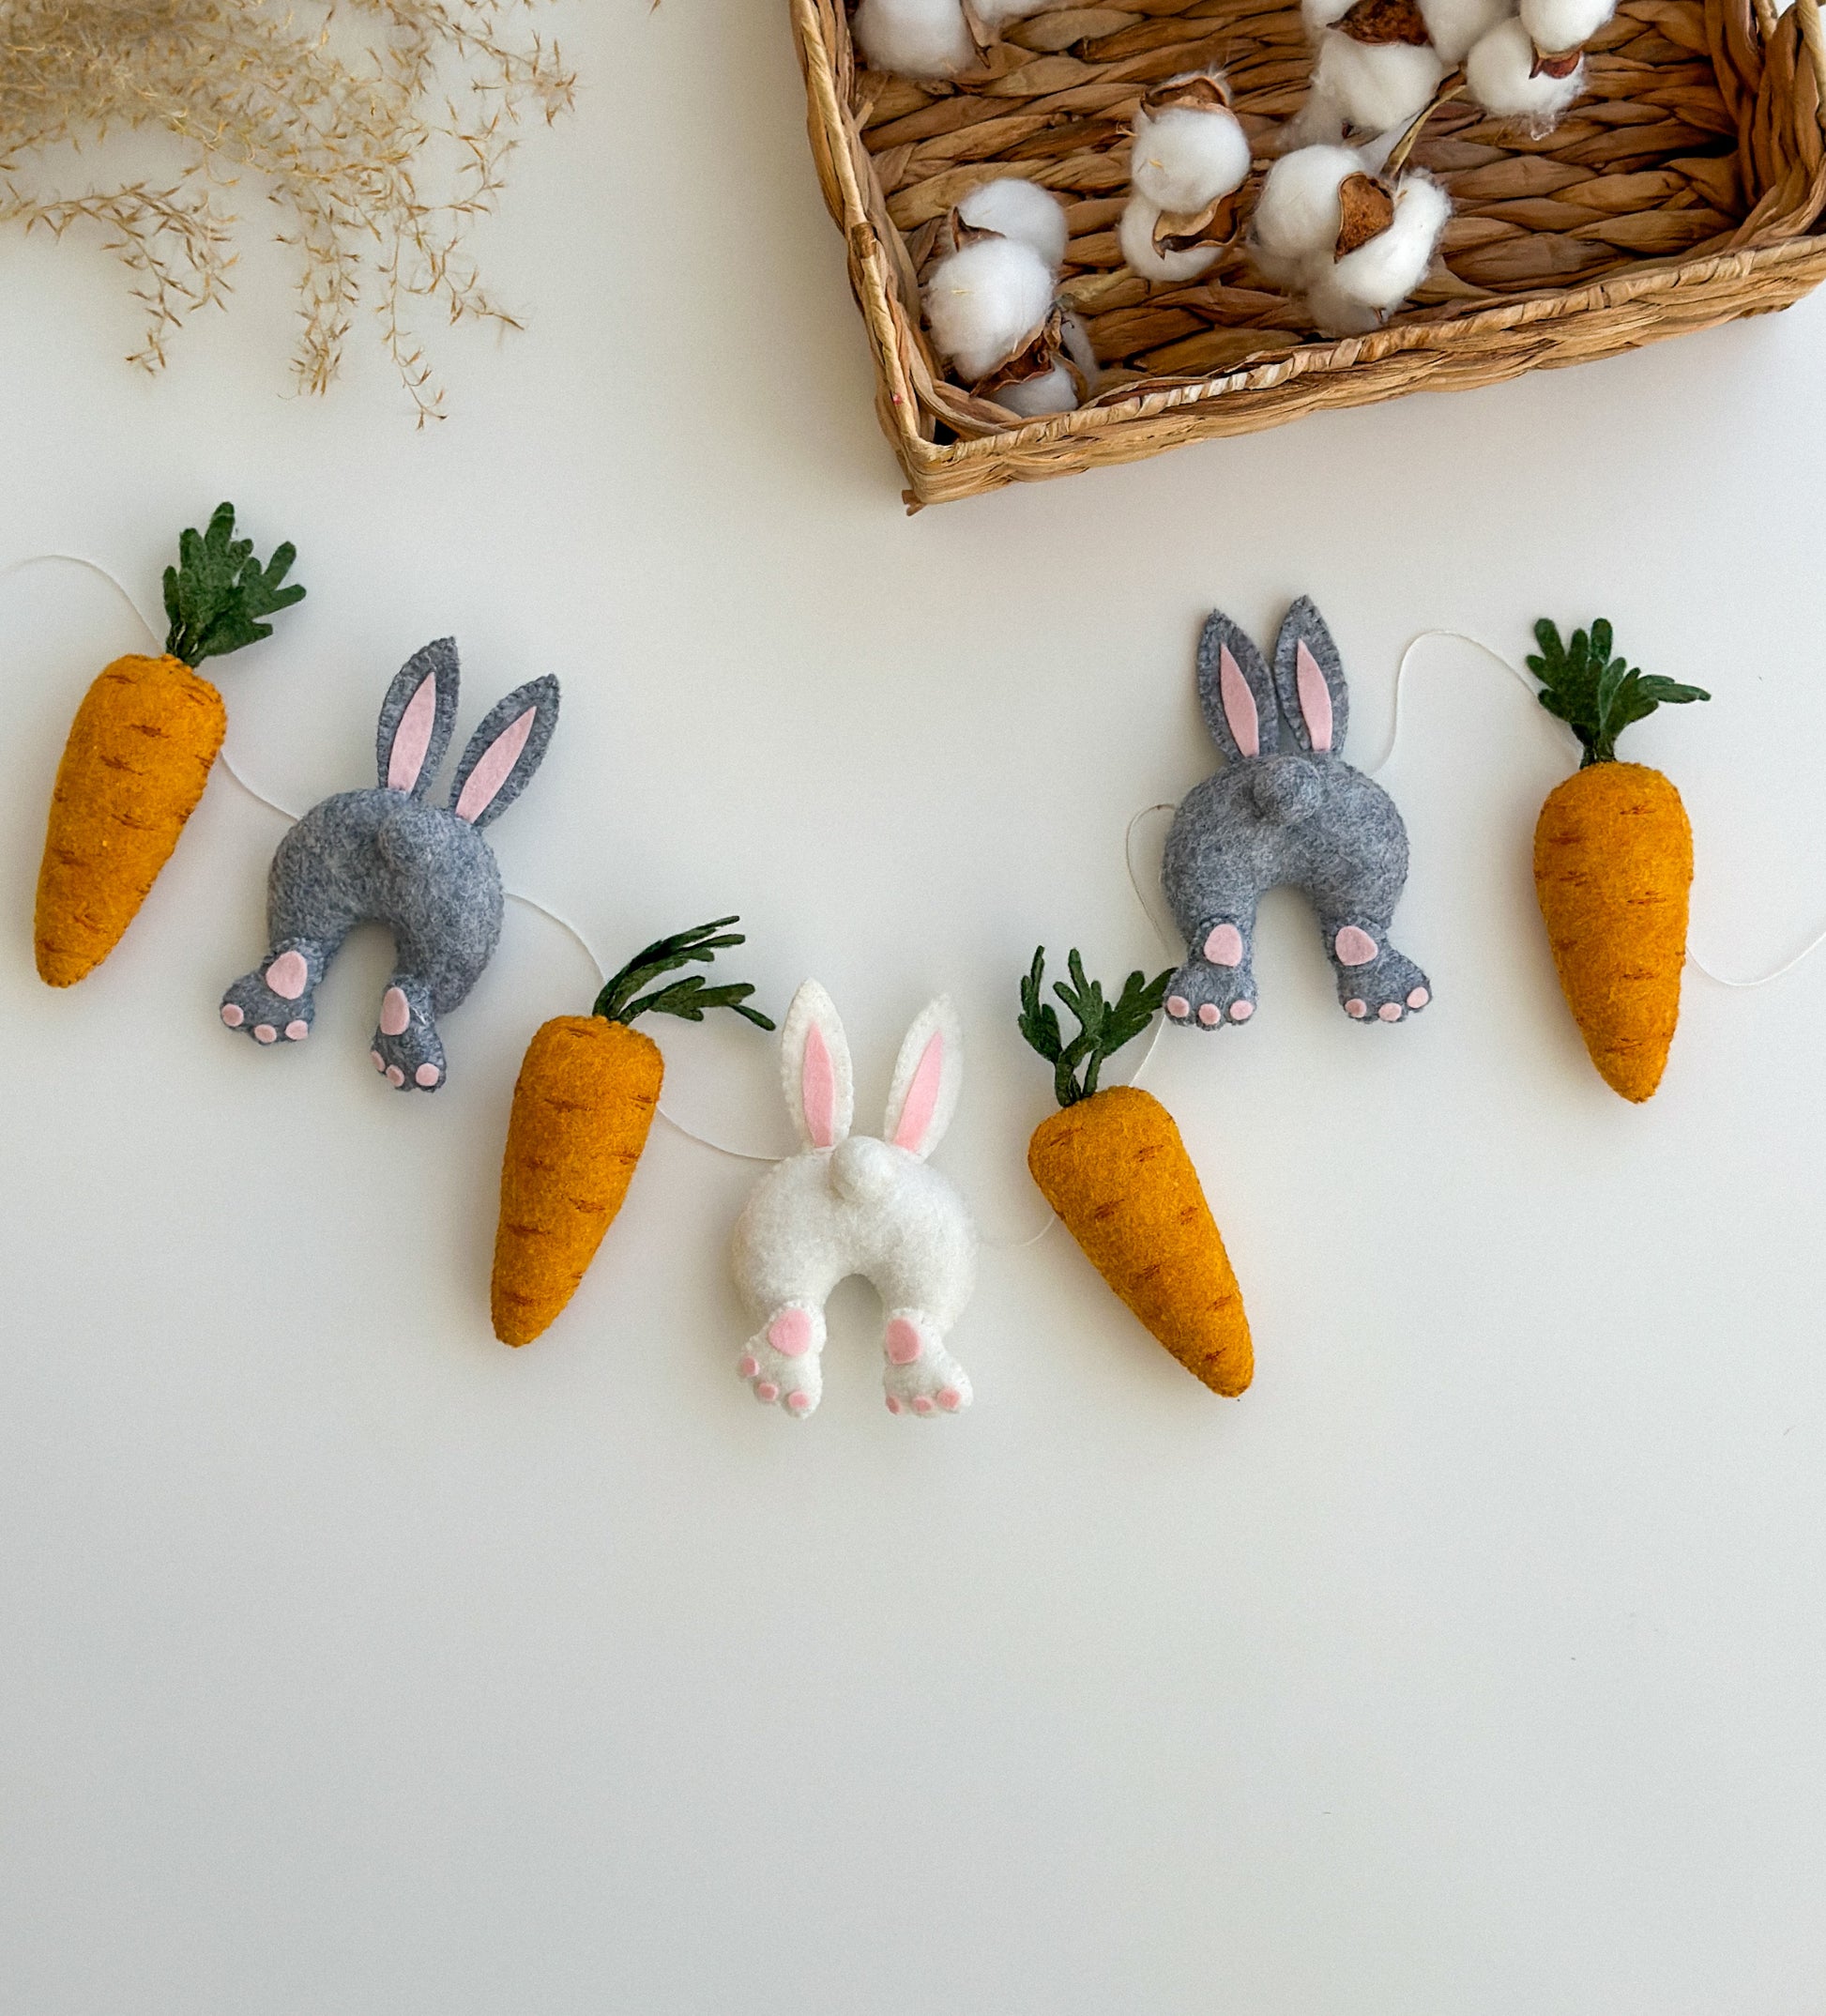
(1165, 995, 1191, 1020)
(1334, 925, 1378, 968)
(755, 1382, 780, 1404)
(1229, 1000, 1254, 1021)
(785, 1392, 812, 1415)
(386, 1065, 405, 1087)
(253, 1024, 277, 1044)
(768, 1308, 814, 1358)
(937, 1388, 963, 1413)
(737, 1354, 759, 1379)
(221, 1003, 244, 1028)
(1408, 986, 1429, 1009)
(1203, 924, 1243, 968)
(414, 1063, 439, 1088)
(1197, 1003, 1220, 1027)
(285, 1020, 308, 1042)
(912, 1396, 935, 1415)
(371, 1049, 387, 1072)
(379, 987, 411, 1037)
(886, 1396, 904, 1414)
(265, 950, 308, 1000)
(1377, 1003, 1402, 1021)
(885, 1317, 924, 1366)
(1345, 999, 1368, 1018)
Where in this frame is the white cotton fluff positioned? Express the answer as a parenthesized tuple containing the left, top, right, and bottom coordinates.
(956, 176, 1069, 270)
(991, 360, 1078, 417)
(1466, 16, 1584, 120)
(1301, 0, 1362, 32)
(1119, 194, 1223, 282)
(1059, 310, 1098, 386)
(1308, 30, 1447, 135)
(1251, 142, 1362, 282)
(1417, 0, 1514, 64)
(853, 0, 975, 77)
(1329, 171, 1449, 306)
(1518, 0, 1615, 50)
(923, 233, 1057, 381)
(972, 0, 1046, 21)
(1254, 145, 1450, 333)
(1130, 101, 1252, 215)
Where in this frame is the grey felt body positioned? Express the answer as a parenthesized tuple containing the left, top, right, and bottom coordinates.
(1162, 597, 1430, 1029)
(221, 637, 559, 1091)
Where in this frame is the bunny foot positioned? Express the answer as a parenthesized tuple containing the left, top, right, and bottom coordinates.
(370, 978, 447, 1091)
(1164, 921, 1258, 1031)
(221, 942, 318, 1046)
(738, 1304, 827, 1417)
(881, 1312, 971, 1418)
(1328, 924, 1431, 1025)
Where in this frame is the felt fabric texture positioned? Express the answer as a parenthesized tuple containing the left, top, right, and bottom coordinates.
(1533, 760, 1692, 1102)
(35, 654, 225, 985)
(732, 982, 977, 1419)
(1028, 1085, 1252, 1397)
(491, 1016, 663, 1345)
(220, 638, 559, 1091)
(1163, 598, 1431, 1029)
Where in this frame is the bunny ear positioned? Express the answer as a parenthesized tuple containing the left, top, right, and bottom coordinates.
(1272, 597, 1350, 756)
(883, 997, 964, 1160)
(1195, 611, 1278, 764)
(376, 637, 460, 797)
(780, 980, 854, 1152)
(449, 677, 561, 827)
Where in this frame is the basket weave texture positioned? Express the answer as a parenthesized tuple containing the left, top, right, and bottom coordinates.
(792, 0, 1826, 505)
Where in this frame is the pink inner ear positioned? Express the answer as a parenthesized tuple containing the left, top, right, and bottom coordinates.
(891, 1031, 945, 1153)
(1296, 640, 1333, 753)
(387, 675, 438, 792)
(802, 1022, 838, 1149)
(454, 707, 536, 823)
(1218, 645, 1259, 758)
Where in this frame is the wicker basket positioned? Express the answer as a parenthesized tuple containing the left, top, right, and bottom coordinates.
(791, 0, 1826, 506)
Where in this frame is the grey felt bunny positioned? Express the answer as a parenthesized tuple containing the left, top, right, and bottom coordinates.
(1162, 598, 1430, 1030)
(220, 637, 559, 1091)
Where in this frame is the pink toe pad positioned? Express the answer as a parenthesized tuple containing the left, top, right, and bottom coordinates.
(912, 1396, 935, 1415)
(371, 1050, 386, 1072)
(937, 1387, 963, 1412)
(1345, 999, 1368, 1018)
(1377, 1003, 1402, 1022)
(1408, 986, 1429, 1008)
(265, 950, 308, 1000)
(768, 1308, 814, 1358)
(737, 1354, 759, 1379)
(285, 1020, 308, 1042)
(755, 1382, 779, 1403)
(1203, 923, 1243, 968)
(415, 1063, 439, 1087)
(1335, 925, 1378, 968)
(886, 1396, 904, 1414)
(1165, 995, 1191, 1020)
(885, 1317, 924, 1366)
(386, 1065, 405, 1087)
(221, 1003, 243, 1027)
(1229, 1000, 1254, 1021)
(1197, 1003, 1220, 1027)
(380, 986, 411, 1036)
(253, 1025, 277, 1044)
(785, 1392, 812, 1414)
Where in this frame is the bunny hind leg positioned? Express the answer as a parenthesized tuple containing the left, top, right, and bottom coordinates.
(1165, 913, 1260, 1030)
(1322, 916, 1431, 1024)
(881, 1311, 972, 1417)
(220, 935, 336, 1046)
(738, 1302, 828, 1417)
(371, 974, 448, 1090)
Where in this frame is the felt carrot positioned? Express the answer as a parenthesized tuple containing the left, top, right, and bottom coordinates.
(1020, 948, 1253, 1397)
(1528, 619, 1710, 1103)
(491, 918, 775, 1347)
(35, 503, 305, 986)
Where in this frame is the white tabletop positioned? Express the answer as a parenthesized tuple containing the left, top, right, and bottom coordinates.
(4, 4, 1824, 2009)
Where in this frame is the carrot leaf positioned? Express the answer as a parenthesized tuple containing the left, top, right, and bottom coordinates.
(595, 917, 775, 1030)
(1528, 617, 1709, 767)
(1020, 946, 1171, 1107)
(162, 502, 305, 667)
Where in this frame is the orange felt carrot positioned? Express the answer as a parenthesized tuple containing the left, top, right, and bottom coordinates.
(491, 918, 775, 1347)
(1020, 948, 1253, 1397)
(34, 503, 305, 985)
(1527, 619, 1710, 1103)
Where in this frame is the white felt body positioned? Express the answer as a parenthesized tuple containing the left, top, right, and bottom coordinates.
(1118, 195, 1224, 283)
(853, 0, 976, 76)
(1418, 0, 1516, 62)
(1518, 0, 1614, 50)
(923, 235, 1058, 381)
(1308, 33, 1447, 136)
(1466, 17, 1585, 119)
(1129, 103, 1252, 215)
(957, 176, 1071, 269)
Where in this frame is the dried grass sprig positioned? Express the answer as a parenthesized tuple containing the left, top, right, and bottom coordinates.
(0, 0, 579, 419)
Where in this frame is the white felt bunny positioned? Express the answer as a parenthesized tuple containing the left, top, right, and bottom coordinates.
(731, 981, 977, 1420)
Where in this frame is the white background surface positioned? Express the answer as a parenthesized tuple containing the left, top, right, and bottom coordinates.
(4, 4, 1826, 2009)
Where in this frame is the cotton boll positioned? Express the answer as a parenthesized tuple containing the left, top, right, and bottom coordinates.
(1466, 16, 1584, 120)
(973, 0, 1046, 21)
(853, 0, 975, 77)
(1418, 0, 1514, 64)
(1059, 311, 1099, 388)
(1119, 194, 1225, 282)
(1309, 30, 1447, 134)
(1330, 172, 1449, 307)
(1304, 267, 1385, 334)
(1518, 0, 1614, 51)
(1301, 0, 1362, 33)
(1253, 144, 1361, 268)
(989, 360, 1079, 417)
(1130, 103, 1252, 215)
(957, 177, 1069, 270)
(923, 235, 1057, 381)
